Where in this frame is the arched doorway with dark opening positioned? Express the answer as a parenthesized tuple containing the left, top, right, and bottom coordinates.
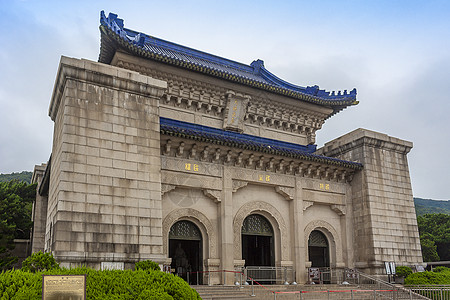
(241, 214, 275, 267)
(169, 220, 203, 284)
(308, 230, 330, 268)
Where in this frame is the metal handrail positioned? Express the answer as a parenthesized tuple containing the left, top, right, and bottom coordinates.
(183, 268, 439, 299)
(237, 266, 295, 285)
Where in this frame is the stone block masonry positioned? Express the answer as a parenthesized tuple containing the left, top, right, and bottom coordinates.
(46, 56, 167, 268)
(318, 129, 423, 274)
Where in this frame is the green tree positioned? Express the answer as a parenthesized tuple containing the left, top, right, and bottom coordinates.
(417, 214, 450, 261)
(419, 233, 440, 262)
(0, 180, 36, 270)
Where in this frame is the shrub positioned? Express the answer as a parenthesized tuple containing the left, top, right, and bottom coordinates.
(0, 266, 201, 299)
(405, 269, 450, 285)
(433, 266, 450, 273)
(135, 260, 161, 272)
(21, 251, 60, 272)
(395, 266, 413, 278)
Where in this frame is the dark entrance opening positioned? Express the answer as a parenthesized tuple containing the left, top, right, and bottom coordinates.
(242, 214, 275, 264)
(308, 230, 330, 267)
(169, 220, 202, 285)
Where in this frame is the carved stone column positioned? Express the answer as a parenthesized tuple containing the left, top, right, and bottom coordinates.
(293, 178, 307, 284)
(220, 166, 235, 284)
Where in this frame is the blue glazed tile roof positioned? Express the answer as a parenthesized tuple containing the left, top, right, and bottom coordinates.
(160, 117, 363, 170)
(99, 11, 359, 111)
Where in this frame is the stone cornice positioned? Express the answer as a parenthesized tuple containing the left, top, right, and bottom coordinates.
(319, 131, 413, 157)
(49, 56, 167, 121)
(161, 136, 360, 183)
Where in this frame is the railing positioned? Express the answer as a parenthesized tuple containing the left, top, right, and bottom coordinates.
(405, 285, 450, 300)
(183, 268, 442, 299)
(236, 266, 295, 285)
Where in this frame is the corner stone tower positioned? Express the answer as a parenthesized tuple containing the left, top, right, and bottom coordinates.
(317, 128, 423, 274)
(46, 57, 168, 268)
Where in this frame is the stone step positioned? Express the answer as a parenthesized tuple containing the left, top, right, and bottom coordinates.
(191, 284, 365, 300)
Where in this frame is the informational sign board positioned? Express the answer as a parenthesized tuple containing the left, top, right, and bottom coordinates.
(390, 262, 396, 275)
(101, 261, 124, 270)
(385, 261, 396, 275)
(42, 275, 86, 300)
(385, 262, 392, 275)
(415, 265, 425, 272)
(308, 267, 320, 283)
(346, 269, 358, 279)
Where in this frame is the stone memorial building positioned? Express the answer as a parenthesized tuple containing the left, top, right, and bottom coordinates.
(31, 11, 423, 284)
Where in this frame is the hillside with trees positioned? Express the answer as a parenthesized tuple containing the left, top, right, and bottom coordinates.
(0, 171, 32, 184)
(414, 197, 450, 215)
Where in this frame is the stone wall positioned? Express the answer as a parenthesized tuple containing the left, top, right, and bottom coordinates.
(318, 129, 423, 274)
(46, 56, 167, 268)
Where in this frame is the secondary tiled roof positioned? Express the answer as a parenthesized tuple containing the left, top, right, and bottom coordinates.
(160, 117, 363, 170)
(99, 11, 358, 112)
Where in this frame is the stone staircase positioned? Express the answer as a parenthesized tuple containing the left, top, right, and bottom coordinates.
(192, 284, 364, 300)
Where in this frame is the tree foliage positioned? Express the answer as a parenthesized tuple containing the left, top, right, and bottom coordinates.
(417, 214, 450, 261)
(0, 180, 36, 270)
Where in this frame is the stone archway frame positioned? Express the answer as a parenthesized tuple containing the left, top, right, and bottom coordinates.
(304, 220, 343, 268)
(233, 201, 289, 261)
(163, 208, 217, 259)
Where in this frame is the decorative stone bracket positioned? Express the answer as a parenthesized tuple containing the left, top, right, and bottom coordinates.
(232, 180, 248, 192)
(303, 201, 314, 211)
(274, 186, 294, 201)
(161, 183, 177, 196)
(203, 189, 221, 203)
(331, 204, 346, 216)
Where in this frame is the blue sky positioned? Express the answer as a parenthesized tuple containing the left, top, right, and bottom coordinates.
(0, 0, 449, 200)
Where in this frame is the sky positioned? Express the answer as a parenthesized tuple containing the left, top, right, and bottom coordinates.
(0, 0, 449, 200)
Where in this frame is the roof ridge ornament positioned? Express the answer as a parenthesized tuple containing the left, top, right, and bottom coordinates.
(250, 59, 265, 74)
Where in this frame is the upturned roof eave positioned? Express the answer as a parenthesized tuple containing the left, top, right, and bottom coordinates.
(159, 117, 363, 170)
(99, 24, 358, 110)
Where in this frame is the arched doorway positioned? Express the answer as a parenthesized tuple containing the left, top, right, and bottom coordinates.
(308, 230, 329, 268)
(241, 214, 274, 267)
(169, 220, 202, 284)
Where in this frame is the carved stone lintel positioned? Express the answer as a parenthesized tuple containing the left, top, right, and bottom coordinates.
(203, 189, 221, 203)
(303, 201, 314, 211)
(232, 180, 248, 193)
(274, 186, 294, 201)
(331, 204, 346, 216)
(161, 184, 176, 196)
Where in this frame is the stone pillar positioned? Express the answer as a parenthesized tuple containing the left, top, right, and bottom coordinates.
(293, 178, 307, 284)
(31, 163, 48, 253)
(220, 167, 235, 284)
(46, 56, 167, 268)
(319, 129, 423, 274)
